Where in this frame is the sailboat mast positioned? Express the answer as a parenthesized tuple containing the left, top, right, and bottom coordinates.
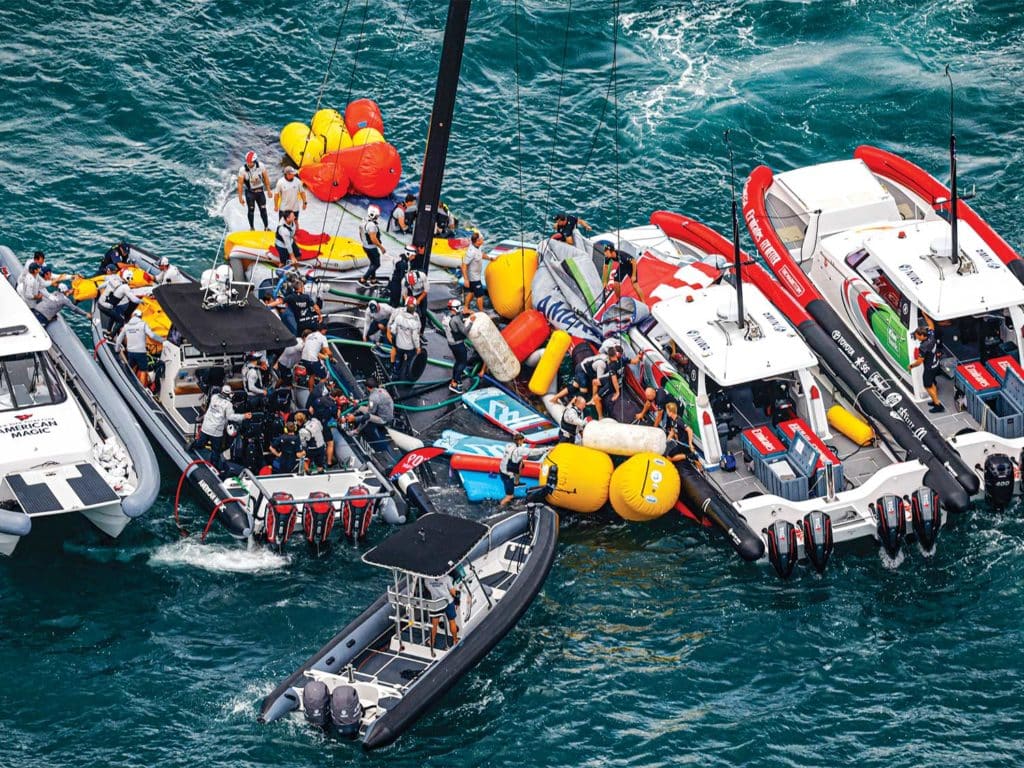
(410, 0, 472, 273)
(725, 130, 744, 329)
(945, 64, 960, 266)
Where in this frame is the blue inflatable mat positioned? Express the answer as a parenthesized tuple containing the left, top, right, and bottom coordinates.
(458, 470, 539, 503)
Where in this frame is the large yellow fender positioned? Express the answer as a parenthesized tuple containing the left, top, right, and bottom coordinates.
(280, 122, 324, 167)
(827, 405, 875, 447)
(528, 330, 572, 395)
(72, 266, 152, 302)
(539, 443, 613, 513)
(608, 453, 680, 522)
(486, 247, 537, 319)
(311, 108, 343, 138)
(225, 230, 274, 258)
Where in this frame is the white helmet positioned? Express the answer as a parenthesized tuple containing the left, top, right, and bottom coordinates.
(366, 204, 381, 221)
(158, 256, 170, 268)
(121, 268, 133, 281)
(447, 298, 462, 312)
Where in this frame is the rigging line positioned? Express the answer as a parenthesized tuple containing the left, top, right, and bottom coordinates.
(611, 0, 621, 276)
(568, 48, 616, 203)
(344, 0, 373, 107)
(303, 0, 355, 173)
(513, 0, 526, 246)
(544, 0, 573, 208)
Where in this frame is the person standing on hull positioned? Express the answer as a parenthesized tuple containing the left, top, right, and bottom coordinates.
(551, 212, 591, 246)
(442, 299, 473, 393)
(425, 571, 459, 654)
(98, 268, 143, 334)
(275, 210, 303, 267)
(237, 150, 272, 231)
(308, 386, 343, 467)
(387, 297, 422, 382)
(362, 299, 393, 351)
(358, 205, 386, 286)
(909, 324, 945, 413)
(402, 266, 429, 326)
(273, 165, 307, 223)
(498, 433, 546, 507)
(388, 247, 415, 307)
(243, 352, 270, 411)
(461, 231, 488, 313)
(299, 325, 332, 388)
(115, 309, 166, 389)
(387, 193, 417, 234)
(192, 385, 250, 459)
(558, 395, 588, 444)
(294, 412, 327, 473)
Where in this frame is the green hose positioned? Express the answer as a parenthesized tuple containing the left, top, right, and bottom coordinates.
(327, 336, 456, 369)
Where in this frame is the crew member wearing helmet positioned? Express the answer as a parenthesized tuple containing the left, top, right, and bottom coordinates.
(96, 241, 133, 276)
(273, 165, 307, 223)
(155, 256, 185, 285)
(236, 150, 272, 230)
(442, 299, 473, 393)
(31, 282, 83, 326)
(358, 204, 387, 286)
(402, 265, 429, 324)
(97, 268, 143, 334)
(192, 385, 250, 457)
(362, 298, 393, 350)
(387, 297, 422, 382)
(115, 309, 166, 388)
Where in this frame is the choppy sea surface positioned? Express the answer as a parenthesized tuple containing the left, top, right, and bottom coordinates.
(2, 1, 1024, 766)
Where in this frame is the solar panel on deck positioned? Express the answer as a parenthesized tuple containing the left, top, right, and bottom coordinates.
(362, 513, 489, 577)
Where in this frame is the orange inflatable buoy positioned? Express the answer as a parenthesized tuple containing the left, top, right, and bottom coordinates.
(501, 309, 551, 362)
(332, 142, 402, 198)
(345, 98, 384, 136)
(298, 163, 350, 202)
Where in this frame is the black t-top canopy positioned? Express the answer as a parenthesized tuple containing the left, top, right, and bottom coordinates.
(153, 283, 296, 354)
(362, 513, 489, 577)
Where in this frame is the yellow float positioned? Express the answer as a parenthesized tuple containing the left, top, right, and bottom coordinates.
(351, 127, 385, 146)
(310, 108, 343, 138)
(827, 405, 875, 447)
(322, 120, 353, 153)
(538, 443, 613, 513)
(223, 230, 368, 270)
(486, 247, 537, 319)
(280, 122, 324, 168)
(71, 265, 153, 302)
(528, 329, 572, 395)
(608, 453, 680, 522)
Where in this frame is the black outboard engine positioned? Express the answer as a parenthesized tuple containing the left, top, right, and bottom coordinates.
(983, 453, 1014, 509)
(302, 679, 330, 728)
(329, 685, 363, 738)
(801, 511, 834, 573)
(266, 492, 297, 552)
(303, 491, 335, 557)
(764, 519, 799, 579)
(873, 494, 906, 558)
(910, 487, 942, 552)
(341, 484, 375, 542)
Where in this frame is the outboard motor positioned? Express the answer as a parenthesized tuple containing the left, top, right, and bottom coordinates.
(801, 511, 834, 573)
(302, 679, 330, 728)
(873, 494, 906, 558)
(329, 685, 363, 739)
(910, 487, 942, 552)
(342, 484, 375, 541)
(764, 519, 799, 579)
(983, 453, 1014, 509)
(266, 492, 297, 552)
(303, 491, 335, 557)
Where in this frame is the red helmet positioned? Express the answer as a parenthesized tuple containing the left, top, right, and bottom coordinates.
(245, 150, 257, 165)
(406, 273, 416, 286)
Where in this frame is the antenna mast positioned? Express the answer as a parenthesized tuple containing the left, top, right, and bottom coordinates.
(724, 129, 744, 329)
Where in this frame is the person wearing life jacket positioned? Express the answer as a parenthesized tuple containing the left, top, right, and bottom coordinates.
(574, 349, 622, 419)
(32, 282, 83, 326)
(461, 231, 490, 313)
(388, 246, 416, 308)
(192, 385, 250, 456)
(269, 421, 305, 474)
(273, 165, 308, 223)
(95, 241, 133, 276)
(294, 411, 327, 472)
(243, 352, 270, 411)
(362, 299, 394, 350)
(155, 256, 185, 285)
(441, 299, 473, 394)
(309, 385, 346, 467)
(634, 386, 678, 428)
(302, 269, 323, 307)
(498, 433, 547, 507)
(283, 282, 321, 334)
(559, 395, 588, 444)
(98, 268, 143, 334)
(274, 210, 302, 267)
(387, 193, 417, 234)
(358, 205, 387, 286)
(434, 201, 457, 238)
(664, 423, 700, 469)
(115, 309, 166, 388)
(909, 324, 944, 413)
(237, 150, 272, 230)
(387, 297, 422, 382)
(402, 267, 429, 324)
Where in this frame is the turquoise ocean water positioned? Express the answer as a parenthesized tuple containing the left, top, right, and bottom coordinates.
(2, 1, 1024, 765)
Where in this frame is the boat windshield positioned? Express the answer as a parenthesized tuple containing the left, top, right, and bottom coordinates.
(0, 353, 66, 412)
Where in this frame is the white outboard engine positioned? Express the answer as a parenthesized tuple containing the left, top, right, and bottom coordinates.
(983, 454, 1014, 510)
(302, 679, 330, 728)
(329, 685, 363, 738)
(764, 519, 799, 579)
(910, 487, 942, 553)
(873, 494, 906, 558)
(801, 511, 834, 573)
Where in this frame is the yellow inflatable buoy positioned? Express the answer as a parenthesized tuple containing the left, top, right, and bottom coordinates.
(528, 329, 571, 396)
(139, 296, 171, 337)
(609, 453, 680, 522)
(350, 127, 385, 146)
(311, 108, 343, 138)
(72, 267, 152, 302)
(280, 122, 324, 167)
(486, 248, 538, 319)
(539, 443, 613, 513)
(322, 120, 353, 153)
(827, 405, 875, 447)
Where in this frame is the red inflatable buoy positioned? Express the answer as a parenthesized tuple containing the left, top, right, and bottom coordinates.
(328, 142, 402, 198)
(345, 98, 384, 136)
(501, 309, 551, 362)
(298, 162, 350, 203)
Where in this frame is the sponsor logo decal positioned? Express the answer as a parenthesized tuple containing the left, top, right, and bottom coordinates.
(0, 416, 58, 438)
